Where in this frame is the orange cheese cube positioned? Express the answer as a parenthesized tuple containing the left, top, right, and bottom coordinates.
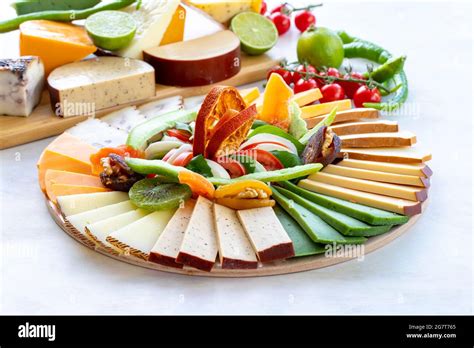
(51, 184, 110, 202)
(20, 20, 96, 75)
(45, 169, 105, 203)
(160, 5, 186, 46)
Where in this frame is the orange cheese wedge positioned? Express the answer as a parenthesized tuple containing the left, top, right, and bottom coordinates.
(260, 73, 294, 131)
(160, 5, 186, 46)
(45, 170, 105, 203)
(20, 20, 96, 75)
(50, 184, 110, 203)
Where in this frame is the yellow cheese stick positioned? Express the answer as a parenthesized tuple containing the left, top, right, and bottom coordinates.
(337, 159, 433, 178)
(239, 87, 260, 106)
(301, 99, 352, 119)
(291, 88, 322, 106)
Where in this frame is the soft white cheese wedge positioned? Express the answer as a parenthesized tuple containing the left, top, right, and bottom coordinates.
(214, 204, 258, 269)
(57, 191, 129, 216)
(138, 96, 184, 119)
(237, 207, 295, 262)
(106, 209, 176, 260)
(0, 56, 44, 117)
(149, 200, 195, 268)
(66, 201, 136, 238)
(118, 0, 180, 59)
(101, 106, 147, 133)
(67, 118, 128, 148)
(176, 196, 218, 272)
(85, 209, 150, 253)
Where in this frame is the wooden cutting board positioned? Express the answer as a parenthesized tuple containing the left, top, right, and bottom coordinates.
(0, 53, 279, 149)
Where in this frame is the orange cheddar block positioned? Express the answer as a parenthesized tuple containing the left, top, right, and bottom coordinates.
(20, 20, 96, 75)
(37, 132, 97, 192)
(51, 184, 110, 202)
(160, 5, 186, 46)
(260, 73, 294, 130)
(45, 170, 105, 203)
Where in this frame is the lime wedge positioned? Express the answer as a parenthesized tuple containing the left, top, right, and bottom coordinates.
(230, 12, 278, 56)
(85, 10, 137, 51)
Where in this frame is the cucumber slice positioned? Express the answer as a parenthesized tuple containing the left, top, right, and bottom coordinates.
(272, 188, 366, 245)
(280, 181, 409, 225)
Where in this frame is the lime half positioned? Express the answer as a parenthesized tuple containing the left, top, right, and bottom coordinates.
(85, 10, 137, 51)
(231, 12, 278, 56)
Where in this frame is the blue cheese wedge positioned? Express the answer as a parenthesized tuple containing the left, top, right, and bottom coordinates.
(0, 56, 44, 116)
(138, 96, 184, 119)
(101, 106, 147, 132)
(149, 199, 195, 268)
(106, 209, 176, 260)
(214, 204, 258, 269)
(47, 57, 155, 117)
(57, 191, 129, 216)
(237, 207, 295, 262)
(176, 196, 218, 272)
(67, 118, 128, 148)
(85, 209, 150, 254)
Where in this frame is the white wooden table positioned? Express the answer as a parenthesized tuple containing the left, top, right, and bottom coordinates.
(0, 0, 472, 314)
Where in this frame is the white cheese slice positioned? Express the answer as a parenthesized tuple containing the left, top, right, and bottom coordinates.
(176, 196, 218, 272)
(214, 204, 258, 269)
(138, 96, 184, 119)
(101, 106, 147, 133)
(85, 209, 150, 253)
(66, 201, 136, 238)
(237, 207, 294, 262)
(149, 199, 196, 268)
(67, 118, 128, 148)
(183, 95, 205, 111)
(106, 209, 176, 260)
(57, 191, 129, 216)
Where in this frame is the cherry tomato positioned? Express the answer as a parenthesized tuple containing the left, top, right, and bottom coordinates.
(267, 65, 293, 85)
(216, 157, 246, 178)
(260, 1, 267, 14)
(292, 64, 317, 84)
(270, 12, 291, 36)
(353, 85, 381, 108)
(326, 67, 341, 78)
(320, 83, 345, 103)
(270, 4, 290, 14)
(238, 149, 284, 171)
(167, 129, 191, 142)
(293, 78, 318, 94)
(294, 10, 315, 32)
(339, 72, 366, 98)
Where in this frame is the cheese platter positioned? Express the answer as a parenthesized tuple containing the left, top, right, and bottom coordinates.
(1, 0, 432, 276)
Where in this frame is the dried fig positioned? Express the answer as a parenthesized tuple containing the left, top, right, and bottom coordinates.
(301, 126, 341, 166)
(99, 154, 144, 192)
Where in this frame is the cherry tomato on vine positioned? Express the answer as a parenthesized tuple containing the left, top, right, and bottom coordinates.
(339, 72, 366, 98)
(267, 66, 293, 85)
(260, 1, 267, 14)
(320, 83, 345, 103)
(270, 12, 291, 35)
(292, 64, 317, 84)
(294, 78, 318, 94)
(294, 10, 316, 32)
(270, 4, 290, 14)
(326, 67, 341, 78)
(352, 85, 381, 107)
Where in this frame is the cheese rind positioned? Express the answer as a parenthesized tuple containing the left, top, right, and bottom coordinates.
(340, 131, 417, 148)
(299, 179, 422, 216)
(305, 107, 379, 128)
(237, 207, 294, 262)
(176, 196, 218, 272)
(149, 200, 196, 268)
(338, 159, 433, 178)
(329, 120, 398, 136)
(214, 204, 258, 269)
(57, 191, 129, 216)
(341, 147, 432, 163)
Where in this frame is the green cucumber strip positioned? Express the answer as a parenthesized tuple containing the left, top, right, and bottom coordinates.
(280, 181, 409, 225)
(272, 187, 366, 245)
(299, 106, 337, 145)
(208, 163, 322, 185)
(126, 158, 183, 180)
(275, 186, 392, 237)
(126, 109, 197, 151)
(248, 124, 305, 154)
(186, 155, 213, 178)
(274, 205, 326, 257)
(270, 150, 302, 168)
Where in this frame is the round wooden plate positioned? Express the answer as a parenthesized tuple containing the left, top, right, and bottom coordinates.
(47, 199, 424, 278)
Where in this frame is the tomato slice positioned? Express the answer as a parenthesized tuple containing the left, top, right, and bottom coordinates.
(172, 151, 193, 167)
(167, 129, 191, 143)
(215, 156, 246, 178)
(237, 149, 284, 171)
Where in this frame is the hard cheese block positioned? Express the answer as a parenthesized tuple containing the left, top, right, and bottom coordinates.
(176, 196, 218, 272)
(47, 57, 155, 117)
(57, 191, 129, 216)
(37, 132, 97, 192)
(308, 172, 428, 202)
(20, 20, 96, 75)
(149, 200, 196, 268)
(329, 120, 398, 136)
(323, 164, 430, 188)
(185, 0, 262, 24)
(107, 209, 176, 260)
(299, 179, 421, 216)
(45, 169, 105, 203)
(338, 159, 433, 178)
(214, 204, 258, 269)
(237, 206, 294, 262)
(0, 57, 44, 117)
(340, 131, 416, 148)
(85, 209, 149, 254)
(341, 146, 432, 163)
(305, 107, 379, 128)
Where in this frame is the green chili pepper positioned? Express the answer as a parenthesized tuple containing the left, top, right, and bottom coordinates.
(0, 0, 136, 33)
(364, 55, 406, 82)
(343, 41, 392, 64)
(364, 71, 408, 111)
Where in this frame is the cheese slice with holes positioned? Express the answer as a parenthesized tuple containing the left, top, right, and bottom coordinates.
(57, 191, 128, 216)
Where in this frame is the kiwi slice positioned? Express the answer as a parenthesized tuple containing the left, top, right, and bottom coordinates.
(129, 178, 192, 211)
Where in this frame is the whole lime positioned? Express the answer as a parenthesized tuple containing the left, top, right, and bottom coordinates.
(297, 27, 344, 68)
